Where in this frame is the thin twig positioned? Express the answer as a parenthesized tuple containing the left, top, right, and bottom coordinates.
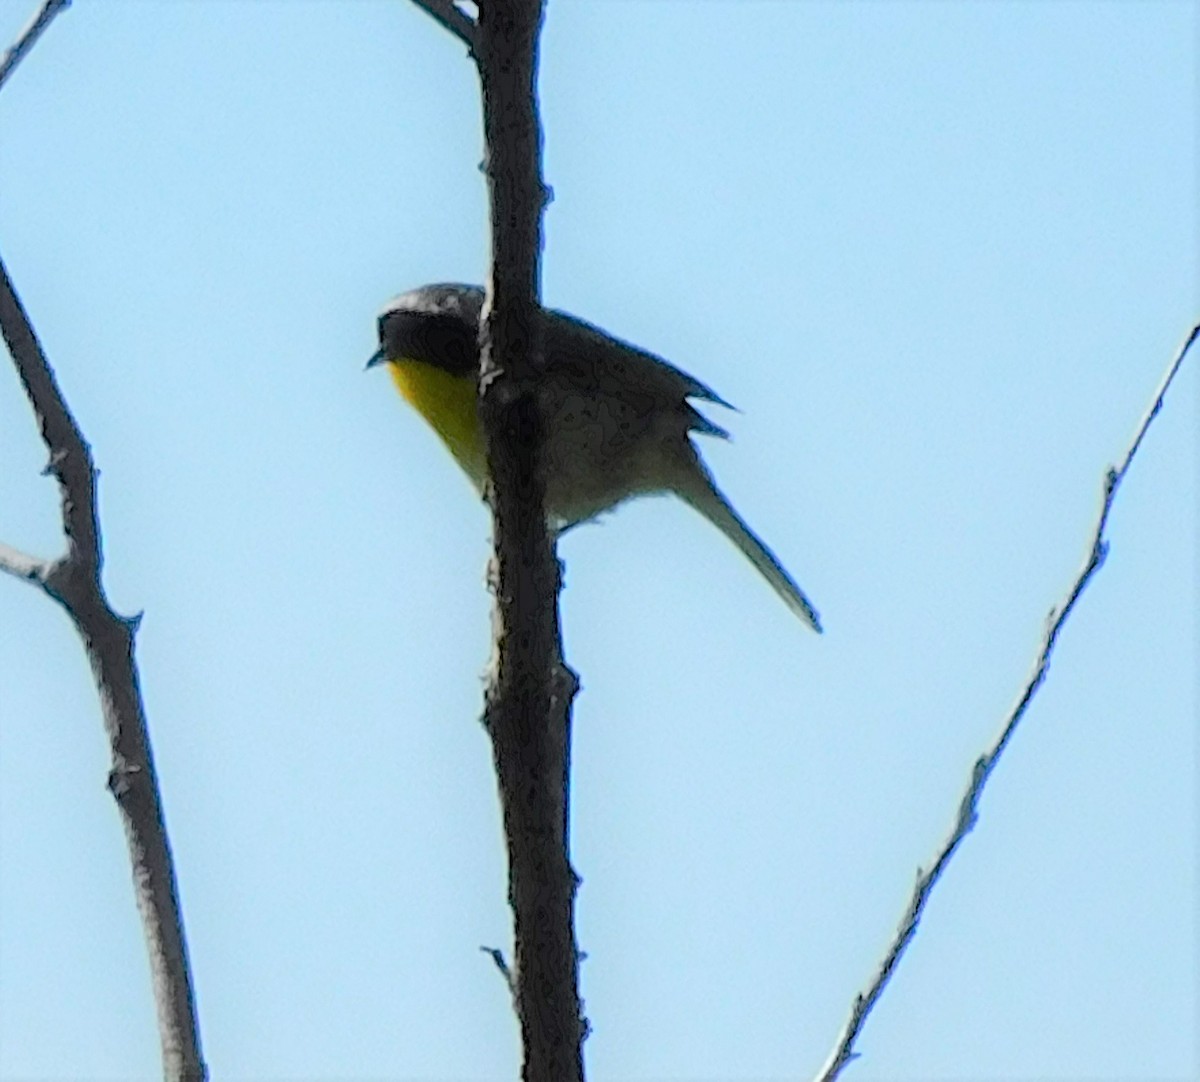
(408, 0, 478, 56)
(815, 321, 1200, 1082)
(0, 541, 50, 584)
(480, 944, 517, 998)
(1, 249, 207, 1080)
(0, 0, 70, 93)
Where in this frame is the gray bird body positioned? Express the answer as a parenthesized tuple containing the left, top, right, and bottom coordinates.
(373, 283, 822, 631)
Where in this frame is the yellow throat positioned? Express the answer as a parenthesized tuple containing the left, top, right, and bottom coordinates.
(387, 358, 486, 489)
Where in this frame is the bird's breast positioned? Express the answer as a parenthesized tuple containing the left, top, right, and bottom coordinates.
(388, 358, 487, 489)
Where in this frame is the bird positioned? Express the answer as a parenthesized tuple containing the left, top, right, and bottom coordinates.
(368, 283, 822, 632)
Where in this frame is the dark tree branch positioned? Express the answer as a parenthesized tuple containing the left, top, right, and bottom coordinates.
(0, 0, 70, 93)
(473, 1, 586, 1080)
(816, 320, 1200, 1082)
(1, 250, 207, 1082)
(409, 0, 478, 56)
(2, 10, 204, 1078)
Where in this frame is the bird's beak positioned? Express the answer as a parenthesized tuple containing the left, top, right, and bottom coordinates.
(365, 347, 388, 371)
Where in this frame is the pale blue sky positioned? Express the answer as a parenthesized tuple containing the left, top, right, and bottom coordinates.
(1, 2, 1195, 1080)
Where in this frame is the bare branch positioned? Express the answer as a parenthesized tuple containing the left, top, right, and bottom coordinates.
(474, 1, 586, 1079)
(0, 272, 100, 586)
(0, 542, 51, 585)
(0, 0, 70, 93)
(1, 250, 207, 1081)
(408, 0, 478, 55)
(481, 944, 517, 999)
(3, 14, 204, 1073)
(815, 321, 1200, 1082)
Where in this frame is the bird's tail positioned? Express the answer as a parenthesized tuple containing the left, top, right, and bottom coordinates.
(674, 460, 823, 633)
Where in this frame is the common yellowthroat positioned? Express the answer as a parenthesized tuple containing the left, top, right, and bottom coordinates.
(368, 284, 822, 632)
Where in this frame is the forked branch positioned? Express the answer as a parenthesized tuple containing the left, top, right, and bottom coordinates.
(1, 62, 206, 1082)
(409, 0, 478, 55)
